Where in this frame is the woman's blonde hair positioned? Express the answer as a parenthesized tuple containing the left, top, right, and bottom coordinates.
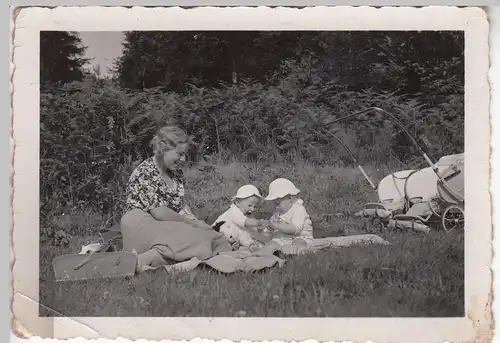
(150, 125, 191, 156)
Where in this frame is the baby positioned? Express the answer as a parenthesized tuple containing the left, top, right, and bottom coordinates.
(212, 184, 270, 252)
(264, 178, 314, 247)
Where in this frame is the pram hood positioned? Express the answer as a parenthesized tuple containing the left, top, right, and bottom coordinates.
(377, 152, 464, 212)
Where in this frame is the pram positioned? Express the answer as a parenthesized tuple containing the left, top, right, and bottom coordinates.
(307, 107, 465, 234)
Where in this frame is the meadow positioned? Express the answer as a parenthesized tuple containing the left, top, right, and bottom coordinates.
(39, 159, 464, 317)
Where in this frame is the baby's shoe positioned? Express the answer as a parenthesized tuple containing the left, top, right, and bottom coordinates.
(249, 241, 263, 253)
(231, 241, 241, 251)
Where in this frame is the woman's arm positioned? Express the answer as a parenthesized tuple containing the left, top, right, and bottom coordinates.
(150, 206, 188, 222)
(151, 206, 213, 230)
(179, 204, 198, 220)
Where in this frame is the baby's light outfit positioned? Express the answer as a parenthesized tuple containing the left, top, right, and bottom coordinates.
(213, 204, 255, 247)
(271, 199, 314, 246)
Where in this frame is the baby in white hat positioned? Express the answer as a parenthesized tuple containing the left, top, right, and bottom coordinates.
(212, 184, 270, 252)
(265, 178, 314, 247)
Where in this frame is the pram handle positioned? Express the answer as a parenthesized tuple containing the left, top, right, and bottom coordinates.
(307, 121, 378, 190)
(320, 106, 464, 204)
(323, 107, 434, 166)
(357, 165, 377, 189)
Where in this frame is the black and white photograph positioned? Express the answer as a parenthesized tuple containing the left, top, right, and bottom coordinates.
(39, 27, 467, 315)
(11, 6, 491, 342)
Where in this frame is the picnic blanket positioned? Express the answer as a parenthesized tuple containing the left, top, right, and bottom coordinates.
(148, 234, 391, 274)
(61, 212, 390, 281)
(67, 227, 390, 280)
(118, 209, 390, 275)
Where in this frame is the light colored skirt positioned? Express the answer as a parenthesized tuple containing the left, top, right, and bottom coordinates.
(121, 209, 232, 270)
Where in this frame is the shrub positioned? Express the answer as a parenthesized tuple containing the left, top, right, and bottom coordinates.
(40, 75, 463, 216)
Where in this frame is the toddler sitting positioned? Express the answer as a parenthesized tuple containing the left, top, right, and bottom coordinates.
(264, 178, 314, 248)
(212, 184, 269, 252)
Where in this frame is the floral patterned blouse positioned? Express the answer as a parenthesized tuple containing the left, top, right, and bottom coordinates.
(124, 157, 186, 214)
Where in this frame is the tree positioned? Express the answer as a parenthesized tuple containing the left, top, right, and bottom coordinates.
(114, 31, 463, 98)
(114, 31, 316, 92)
(40, 31, 90, 84)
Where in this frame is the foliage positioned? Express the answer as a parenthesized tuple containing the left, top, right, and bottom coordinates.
(40, 31, 90, 84)
(40, 30, 464, 215)
(40, 78, 150, 217)
(114, 31, 463, 95)
(114, 31, 318, 92)
(40, 74, 463, 214)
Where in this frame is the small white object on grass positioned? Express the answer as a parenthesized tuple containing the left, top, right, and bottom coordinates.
(79, 242, 103, 255)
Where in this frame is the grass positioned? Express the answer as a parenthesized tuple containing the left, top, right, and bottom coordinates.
(39, 160, 464, 317)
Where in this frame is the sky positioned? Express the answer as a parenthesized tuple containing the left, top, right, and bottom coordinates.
(78, 31, 125, 77)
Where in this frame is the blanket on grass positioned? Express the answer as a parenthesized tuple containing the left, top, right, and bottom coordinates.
(59, 232, 390, 281)
(121, 209, 390, 274)
(150, 234, 390, 274)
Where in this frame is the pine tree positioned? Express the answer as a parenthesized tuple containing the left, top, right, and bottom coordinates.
(40, 31, 90, 84)
(113, 31, 311, 92)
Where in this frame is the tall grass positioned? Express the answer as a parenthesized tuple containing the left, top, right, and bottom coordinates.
(40, 79, 463, 221)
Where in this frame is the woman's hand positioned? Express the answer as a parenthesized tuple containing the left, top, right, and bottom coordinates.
(154, 204, 212, 231)
(179, 205, 197, 220)
(151, 206, 187, 222)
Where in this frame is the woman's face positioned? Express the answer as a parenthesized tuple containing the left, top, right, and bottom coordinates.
(160, 143, 189, 170)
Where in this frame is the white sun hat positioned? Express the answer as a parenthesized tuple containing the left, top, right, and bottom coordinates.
(265, 178, 300, 201)
(231, 184, 263, 201)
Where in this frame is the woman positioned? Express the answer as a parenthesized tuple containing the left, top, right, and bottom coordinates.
(120, 125, 231, 272)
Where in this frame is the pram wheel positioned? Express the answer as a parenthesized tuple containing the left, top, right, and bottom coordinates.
(441, 205, 465, 232)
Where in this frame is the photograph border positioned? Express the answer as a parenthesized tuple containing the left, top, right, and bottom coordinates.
(11, 6, 492, 342)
